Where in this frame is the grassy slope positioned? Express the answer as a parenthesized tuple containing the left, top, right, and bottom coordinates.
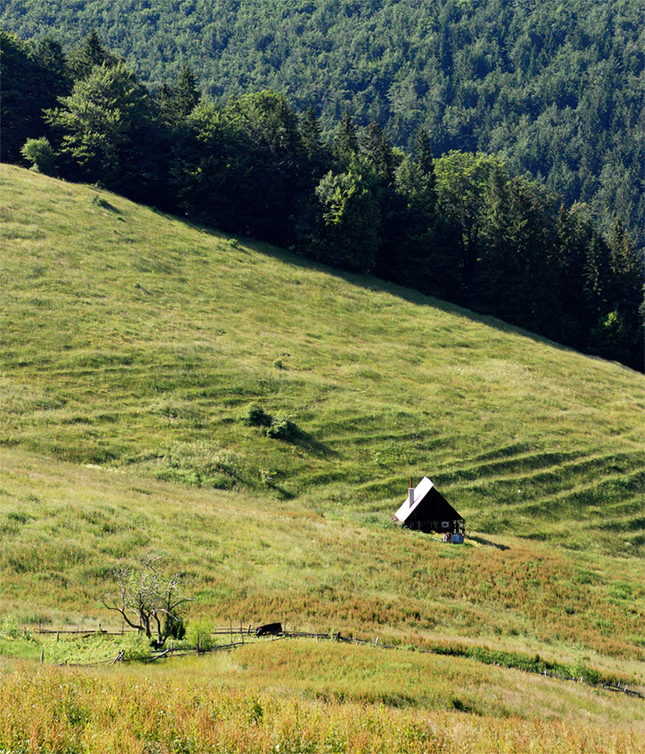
(2, 656, 644, 754)
(1, 165, 644, 745)
(1, 165, 643, 551)
(2, 445, 644, 671)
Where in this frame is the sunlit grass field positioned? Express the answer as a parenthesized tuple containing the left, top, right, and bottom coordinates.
(1, 447, 644, 672)
(1, 649, 644, 754)
(1, 164, 644, 750)
(2, 165, 643, 554)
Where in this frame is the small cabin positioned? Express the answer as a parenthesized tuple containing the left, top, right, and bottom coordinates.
(394, 477, 465, 541)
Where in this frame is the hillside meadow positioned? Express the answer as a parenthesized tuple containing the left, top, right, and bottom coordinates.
(1, 165, 642, 551)
(1, 649, 644, 754)
(1, 446, 644, 672)
(1, 164, 644, 750)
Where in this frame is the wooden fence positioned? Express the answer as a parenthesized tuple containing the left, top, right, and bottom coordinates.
(34, 623, 644, 699)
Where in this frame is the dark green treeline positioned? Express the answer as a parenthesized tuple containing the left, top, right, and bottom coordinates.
(1, 0, 643, 254)
(2, 29, 643, 371)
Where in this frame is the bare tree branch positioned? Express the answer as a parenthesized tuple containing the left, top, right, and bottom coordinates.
(102, 557, 192, 646)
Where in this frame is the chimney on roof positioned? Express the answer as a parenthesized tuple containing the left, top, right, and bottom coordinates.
(408, 478, 414, 507)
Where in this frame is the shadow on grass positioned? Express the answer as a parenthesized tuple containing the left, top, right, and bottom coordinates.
(139, 211, 639, 371)
(288, 427, 338, 458)
(468, 535, 510, 551)
(269, 484, 296, 500)
(235, 235, 632, 367)
(92, 195, 122, 214)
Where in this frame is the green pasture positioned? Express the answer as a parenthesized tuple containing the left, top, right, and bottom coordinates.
(0, 166, 644, 746)
(1, 165, 642, 554)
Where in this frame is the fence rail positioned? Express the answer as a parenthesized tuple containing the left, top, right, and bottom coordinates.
(601, 683, 645, 699)
(35, 623, 644, 700)
(37, 624, 259, 637)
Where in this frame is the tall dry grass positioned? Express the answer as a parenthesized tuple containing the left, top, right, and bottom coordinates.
(0, 659, 642, 754)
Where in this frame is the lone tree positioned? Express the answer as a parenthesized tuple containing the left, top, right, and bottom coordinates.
(103, 556, 191, 647)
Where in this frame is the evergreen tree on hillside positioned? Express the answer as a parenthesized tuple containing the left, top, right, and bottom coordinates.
(174, 65, 201, 118)
(33, 37, 70, 93)
(299, 107, 332, 181)
(480, 175, 562, 337)
(333, 111, 359, 169)
(554, 204, 594, 347)
(375, 155, 444, 295)
(362, 122, 396, 186)
(67, 29, 118, 80)
(360, 123, 406, 284)
(585, 221, 644, 369)
(155, 65, 201, 130)
(415, 128, 432, 174)
(414, 128, 437, 198)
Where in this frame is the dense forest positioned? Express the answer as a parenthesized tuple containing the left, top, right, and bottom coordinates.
(1, 0, 643, 254)
(2, 28, 643, 370)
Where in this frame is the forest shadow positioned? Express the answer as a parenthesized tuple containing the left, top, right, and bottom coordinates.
(238, 237, 589, 359)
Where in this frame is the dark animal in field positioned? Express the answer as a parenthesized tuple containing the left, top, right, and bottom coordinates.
(256, 622, 282, 637)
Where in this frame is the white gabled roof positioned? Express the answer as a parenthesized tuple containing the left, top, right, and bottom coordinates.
(394, 476, 434, 522)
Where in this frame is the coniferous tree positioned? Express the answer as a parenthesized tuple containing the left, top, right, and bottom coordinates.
(554, 204, 593, 347)
(362, 122, 396, 185)
(376, 155, 444, 294)
(415, 128, 436, 185)
(174, 65, 201, 118)
(33, 37, 71, 96)
(299, 107, 331, 181)
(604, 221, 644, 369)
(300, 108, 323, 160)
(68, 29, 118, 80)
(333, 111, 359, 169)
